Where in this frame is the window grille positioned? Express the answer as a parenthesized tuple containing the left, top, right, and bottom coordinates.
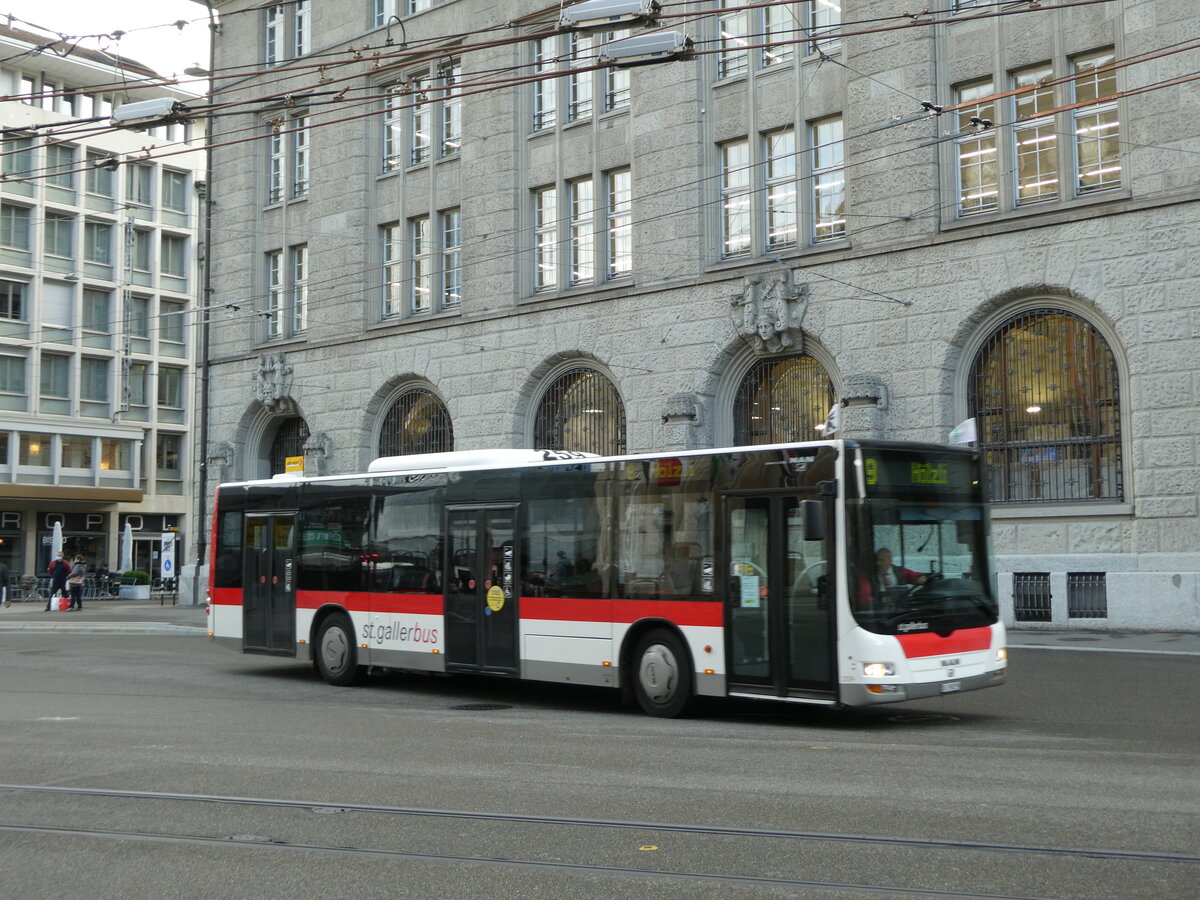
(1067, 572, 1107, 618)
(733, 354, 834, 445)
(534, 368, 626, 455)
(969, 308, 1122, 503)
(269, 417, 309, 475)
(378, 389, 453, 457)
(1013, 572, 1051, 622)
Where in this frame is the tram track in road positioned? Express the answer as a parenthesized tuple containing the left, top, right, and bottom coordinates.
(4, 783, 1198, 875)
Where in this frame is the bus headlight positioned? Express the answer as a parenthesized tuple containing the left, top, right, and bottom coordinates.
(863, 662, 895, 678)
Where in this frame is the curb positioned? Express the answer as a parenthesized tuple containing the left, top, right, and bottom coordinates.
(0, 623, 206, 635)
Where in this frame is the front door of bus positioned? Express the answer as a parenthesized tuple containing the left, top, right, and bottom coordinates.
(444, 506, 519, 675)
(242, 513, 296, 655)
(725, 495, 835, 698)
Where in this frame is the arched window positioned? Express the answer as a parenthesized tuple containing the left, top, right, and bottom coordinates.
(969, 308, 1122, 503)
(533, 367, 626, 455)
(733, 354, 834, 445)
(378, 388, 453, 456)
(268, 417, 309, 475)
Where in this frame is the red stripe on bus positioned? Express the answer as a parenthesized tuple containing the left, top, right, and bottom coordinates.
(295, 591, 443, 615)
(519, 596, 722, 627)
(896, 629, 994, 658)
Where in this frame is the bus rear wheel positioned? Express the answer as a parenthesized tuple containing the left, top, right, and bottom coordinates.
(632, 629, 694, 718)
(315, 614, 364, 686)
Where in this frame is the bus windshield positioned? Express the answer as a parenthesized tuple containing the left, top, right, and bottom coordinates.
(849, 448, 998, 636)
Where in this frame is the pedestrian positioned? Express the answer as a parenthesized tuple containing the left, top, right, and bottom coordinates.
(67, 555, 87, 611)
(46, 551, 69, 611)
(0, 557, 9, 608)
(96, 561, 112, 595)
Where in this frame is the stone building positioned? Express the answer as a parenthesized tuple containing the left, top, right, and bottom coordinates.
(202, 1, 1200, 630)
(0, 22, 204, 586)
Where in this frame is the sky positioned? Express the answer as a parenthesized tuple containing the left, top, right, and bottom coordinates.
(3, 0, 213, 82)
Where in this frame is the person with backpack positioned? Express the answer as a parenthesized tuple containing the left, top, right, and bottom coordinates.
(46, 551, 69, 611)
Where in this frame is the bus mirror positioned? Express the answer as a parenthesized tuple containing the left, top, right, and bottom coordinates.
(802, 499, 825, 542)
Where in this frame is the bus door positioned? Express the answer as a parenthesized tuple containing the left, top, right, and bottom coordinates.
(725, 494, 835, 699)
(444, 506, 519, 675)
(243, 513, 296, 655)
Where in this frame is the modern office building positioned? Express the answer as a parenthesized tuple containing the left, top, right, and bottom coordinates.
(201, 1, 1199, 630)
(0, 22, 204, 586)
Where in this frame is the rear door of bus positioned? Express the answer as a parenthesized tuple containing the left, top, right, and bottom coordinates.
(242, 512, 296, 655)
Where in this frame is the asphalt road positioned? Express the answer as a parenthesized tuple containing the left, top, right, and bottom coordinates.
(1, 617, 1197, 899)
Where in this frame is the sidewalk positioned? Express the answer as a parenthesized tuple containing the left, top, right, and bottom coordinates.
(0, 596, 207, 634)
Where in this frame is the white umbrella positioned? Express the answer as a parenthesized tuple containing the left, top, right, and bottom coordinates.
(51, 520, 63, 558)
(119, 521, 134, 573)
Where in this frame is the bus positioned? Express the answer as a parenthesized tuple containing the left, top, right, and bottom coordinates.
(207, 440, 1006, 716)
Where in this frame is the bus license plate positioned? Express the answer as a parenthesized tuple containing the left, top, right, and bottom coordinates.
(941, 681, 961, 693)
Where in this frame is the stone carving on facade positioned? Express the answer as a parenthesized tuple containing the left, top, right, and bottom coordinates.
(841, 374, 889, 410)
(661, 393, 700, 425)
(253, 352, 295, 413)
(730, 270, 810, 354)
(207, 441, 235, 485)
(303, 431, 332, 477)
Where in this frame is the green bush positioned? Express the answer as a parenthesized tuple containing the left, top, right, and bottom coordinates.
(123, 570, 151, 585)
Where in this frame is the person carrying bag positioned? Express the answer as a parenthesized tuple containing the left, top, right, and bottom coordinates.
(67, 555, 87, 611)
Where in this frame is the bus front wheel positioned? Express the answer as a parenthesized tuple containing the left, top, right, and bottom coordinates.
(632, 629, 694, 718)
(315, 614, 364, 686)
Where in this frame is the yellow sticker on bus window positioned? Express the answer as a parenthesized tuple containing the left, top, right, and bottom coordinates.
(486, 585, 506, 612)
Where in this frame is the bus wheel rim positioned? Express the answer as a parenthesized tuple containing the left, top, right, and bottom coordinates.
(639, 643, 678, 704)
(322, 627, 348, 673)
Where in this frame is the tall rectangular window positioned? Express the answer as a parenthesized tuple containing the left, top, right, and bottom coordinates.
(84, 221, 112, 265)
(533, 37, 558, 131)
(534, 186, 558, 291)
(569, 178, 595, 286)
(955, 80, 998, 215)
(569, 33, 594, 122)
(44, 213, 73, 258)
(607, 169, 632, 279)
(82, 289, 111, 335)
(762, 5, 795, 67)
(720, 140, 752, 257)
(411, 76, 432, 165)
(161, 235, 186, 278)
(810, 0, 842, 51)
(291, 244, 308, 333)
(81, 358, 108, 403)
(157, 433, 182, 477)
(131, 296, 151, 339)
(1010, 66, 1058, 204)
(1072, 50, 1120, 193)
(128, 362, 149, 407)
(46, 144, 75, 188)
(764, 128, 797, 248)
(718, 0, 750, 79)
(158, 366, 184, 408)
(382, 225, 402, 318)
(0, 204, 30, 250)
(133, 229, 152, 272)
(160, 299, 186, 344)
(604, 30, 631, 110)
(126, 164, 153, 206)
(264, 4, 283, 65)
(440, 63, 461, 157)
(383, 85, 405, 172)
(0, 280, 24, 320)
(292, 116, 310, 197)
(293, 0, 311, 57)
(410, 216, 432, 314)
(40, 353, 69, 399)
(267, 128, 284, 203)
(86, 152, 115, 196)
(811, 116, 846, 242)
(266, 252, 284, 338)
(3, 136, 33, 180)
(0, 355, 24, 394)
(441, 209, 461, 308)
(162, 170, 188, 212)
